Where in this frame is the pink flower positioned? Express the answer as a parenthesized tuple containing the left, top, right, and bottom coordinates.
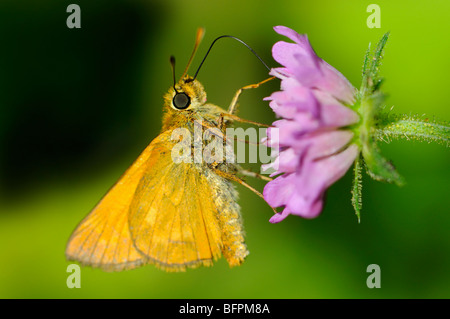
(263, 26, 360, 223)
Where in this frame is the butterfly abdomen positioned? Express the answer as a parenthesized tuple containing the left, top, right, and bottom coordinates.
(203, 167, 249, 267)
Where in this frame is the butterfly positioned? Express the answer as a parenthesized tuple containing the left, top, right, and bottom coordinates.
(65, 28, 274, 272)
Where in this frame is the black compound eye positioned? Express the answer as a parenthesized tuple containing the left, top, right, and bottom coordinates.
(172, 92, 191, 110)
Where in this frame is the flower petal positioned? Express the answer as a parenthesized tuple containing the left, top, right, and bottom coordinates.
(266, 85, 320, 120)
(272, 26, 355, 104)
(287, 144, 359, 217)
(315, 61, 356, 104)
(263, 144, 359, 220)
(273, 26, 305, 45)
(269, 207, 291, 223)
(263, 173, 296, 208)
(313, 90, 360, 127)
(291, 130, 354, 161)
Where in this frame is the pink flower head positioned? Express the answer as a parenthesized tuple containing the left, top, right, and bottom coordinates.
(263, 26, 360, 223)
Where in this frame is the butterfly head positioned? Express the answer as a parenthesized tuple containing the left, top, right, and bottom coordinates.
(166, 75, 207, 111)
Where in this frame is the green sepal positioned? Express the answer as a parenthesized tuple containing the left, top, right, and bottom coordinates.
(362, 142, 405, 186)
(360, 32, 390, 96)
(356, 32, 404, 186)
(351, 155, 363, 223)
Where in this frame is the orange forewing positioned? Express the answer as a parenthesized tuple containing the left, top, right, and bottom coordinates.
(65, 132, 167, 271)
(66, 131, 223, 271)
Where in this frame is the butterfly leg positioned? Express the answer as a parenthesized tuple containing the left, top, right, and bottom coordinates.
(214, 168, 278, 215)
(238, 167, 273, 182)
(227, 76, 275, 115)
(220, 113, 269, 128)
(217, 76, 275, 131)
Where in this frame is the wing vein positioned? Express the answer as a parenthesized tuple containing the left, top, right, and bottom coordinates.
(110, 214, 126, 266)
(74, 212, 104, 259)
(87, 218, 109, 266)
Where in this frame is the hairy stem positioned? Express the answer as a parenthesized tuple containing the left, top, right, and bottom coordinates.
(376, 113, 450, 147)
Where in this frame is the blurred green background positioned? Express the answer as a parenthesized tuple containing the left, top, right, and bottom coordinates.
(0, 0, 449, 298)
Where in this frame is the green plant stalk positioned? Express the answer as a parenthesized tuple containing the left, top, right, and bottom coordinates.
(375, 113, 450, 147)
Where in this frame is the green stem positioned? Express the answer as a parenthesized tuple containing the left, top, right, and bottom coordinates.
(376, 113, 450, 147)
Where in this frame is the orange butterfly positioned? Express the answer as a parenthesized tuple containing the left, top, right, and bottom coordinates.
(66, 28, 273, 272)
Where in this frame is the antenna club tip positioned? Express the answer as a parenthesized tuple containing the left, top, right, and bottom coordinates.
(197, 27, 206, 41)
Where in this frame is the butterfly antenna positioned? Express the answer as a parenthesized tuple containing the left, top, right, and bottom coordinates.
(169, 55, 179, 93)
(180, 27, 205, 81)
(193, 35, 271, 81)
